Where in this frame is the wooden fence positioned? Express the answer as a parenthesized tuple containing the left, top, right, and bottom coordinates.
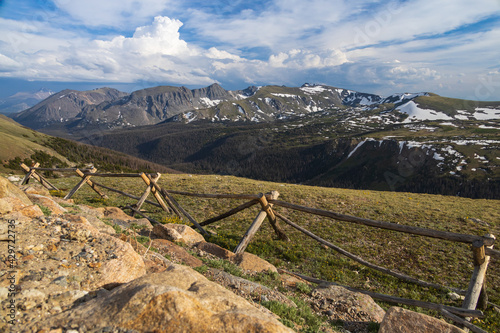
(20, 163, 499, 333)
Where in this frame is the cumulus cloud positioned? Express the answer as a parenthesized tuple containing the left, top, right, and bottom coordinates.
(269, 49, 348, 69)
(0, 14, 353, 86)
(0, 0, 499, 99)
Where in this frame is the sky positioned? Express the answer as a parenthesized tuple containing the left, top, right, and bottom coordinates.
(0, 0, 500, 100)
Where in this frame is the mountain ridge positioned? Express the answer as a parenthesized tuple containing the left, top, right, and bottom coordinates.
(11, 83, 500, 133)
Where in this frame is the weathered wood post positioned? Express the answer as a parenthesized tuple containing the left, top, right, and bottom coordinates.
(137, 173, 171, 213)
(258, 191, 290, 241)
(144, 174, 208, 235)
(20, 163, 58, 190)
(140, 173, 178, 215)
(64, 167, 97, 199)
(462, 234, 495, 312)
(75, 168, 108, 199)
(234, 209, 268, 254)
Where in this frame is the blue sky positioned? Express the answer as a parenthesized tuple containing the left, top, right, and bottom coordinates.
(0, 0, 500, 100)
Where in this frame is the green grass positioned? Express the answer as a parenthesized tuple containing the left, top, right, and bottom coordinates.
(262, 298, 325, 332)
(45, 173, 500, 332)
(36, 203, 52, 216)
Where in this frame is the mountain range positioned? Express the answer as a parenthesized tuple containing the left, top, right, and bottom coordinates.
(0, 88, 55, 115)
(9, 83, 500, 199)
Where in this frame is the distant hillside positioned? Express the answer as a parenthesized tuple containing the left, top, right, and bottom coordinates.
(0, 88, 54, 114)
(0, 115, 179, 174)
(83, 114, 500, 199)
(13, 87, 128, 129)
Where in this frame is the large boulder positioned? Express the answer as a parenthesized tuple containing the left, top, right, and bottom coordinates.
(196, 241, 236, 260)
(93, 233, 146, 289)
(0, 176, 33, 214)
(32, 265, 295, 333)
(311, 285, 386, 323)
(153, 223, 205, 246)
(152, 239, 203, 268)
(26, 193, 67, 215)
(232, 252, 278, 274)
(95, 206, 133, 220)
(379, 307, 465, 333)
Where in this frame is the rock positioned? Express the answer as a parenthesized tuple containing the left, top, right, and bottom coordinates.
(278, 270, 311, 289)
(36, 264, 294, 333)
(95, 207, 134, 220)
(207, 269, 295, 307)
(7, 175, 21, 182)
(0, 176, 33, 215)
(153, 223, 205, 246)
(21, 184, 51, 196)
(65, 213, 115, 234)
(379, 307, 465, 333)
(448, 292, 464, 301)
(52, 276, 68, 288)
(0, 222, 7, 241)
(151, 239, 203, 268)
(311, 285, 386, 323)
(232, 252, 278, 274)
(91, 233, 146, 289)
(130, 218, 153, 229)
(78, 204, 105, 219)
(0, 175, 33, 206)
(113, 218, 152, 230)
(0, 287, 8, 299)
(196, 241, 236, 260)
(26, 193, 67, 215)
(18, 204, 45, 218)
(0, 196, 29, 214)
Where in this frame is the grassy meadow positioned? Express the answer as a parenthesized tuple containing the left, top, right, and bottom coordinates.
(42, 172, 500, 332)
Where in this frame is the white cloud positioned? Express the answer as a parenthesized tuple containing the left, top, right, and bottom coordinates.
(0, 1, 499, 100)
(206, 47, 242, 61)
(95, 16, 192, 57)
(269, 49, 348, 69)
(0, 54, 22, 72)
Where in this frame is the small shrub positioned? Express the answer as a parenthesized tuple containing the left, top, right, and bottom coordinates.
(36, 204, 51, 216)
(193, 265, 209, 274)
(296, 282, 312, 294)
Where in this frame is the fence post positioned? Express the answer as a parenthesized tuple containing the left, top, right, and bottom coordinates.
(234, 210, 268, 254)
(20, 163, 59, 190)
(75, 168, 108, 199)
(136, 173, 171, 213)
(258, 191, 290, 241)
(64, 168, 97, 199)
(463, 234, 495, 312)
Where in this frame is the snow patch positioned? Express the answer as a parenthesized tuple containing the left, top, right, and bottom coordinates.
(300, 86, 327, 94)
(199, 97, 221, 107)
(473, 108, 500, 120)
(398, 101, 453, 122)
(271, 93, 298, 98)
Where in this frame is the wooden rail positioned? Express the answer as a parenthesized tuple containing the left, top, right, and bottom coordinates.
(270, 200, 495, 246)
(19, 162, 497, 326)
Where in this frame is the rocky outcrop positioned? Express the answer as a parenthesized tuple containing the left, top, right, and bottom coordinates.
(0, 175, 33, 209)
(153, 223, 205, 246)
(152, 239, 203, 268)
(25, 193, 67, 215)
(379, 307, 466, 333)
(32, 265, 294, 333)
(311, 284, 386, 328)
(232, 252, 278, 274)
